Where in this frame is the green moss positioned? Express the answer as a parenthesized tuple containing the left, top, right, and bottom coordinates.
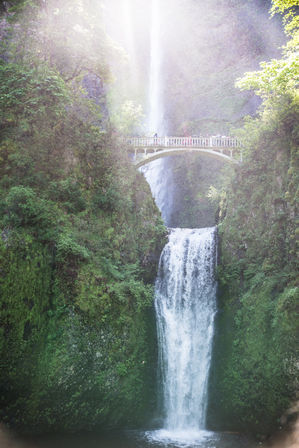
(208, 94, 298, 436)
(0, 60, 166, 434)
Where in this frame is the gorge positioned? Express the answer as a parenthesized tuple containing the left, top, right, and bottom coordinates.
(0, 0, 298, 447)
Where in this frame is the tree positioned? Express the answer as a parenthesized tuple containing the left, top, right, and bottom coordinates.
(236, 0, 298, 106)
(3, 0, 117, 84)
(271, 0, 299, 35)
(111, 100, 145, 136)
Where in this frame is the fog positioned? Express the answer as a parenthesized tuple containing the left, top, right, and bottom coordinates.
(1, 0, 285, 134)
(103, 0, 285, 135)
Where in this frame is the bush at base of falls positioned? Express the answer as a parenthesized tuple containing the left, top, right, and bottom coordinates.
(207, 84, 298, 435)
(0, 60, 167, 433)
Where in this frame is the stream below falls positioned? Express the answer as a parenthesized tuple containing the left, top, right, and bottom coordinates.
(20, 430, 256, 448)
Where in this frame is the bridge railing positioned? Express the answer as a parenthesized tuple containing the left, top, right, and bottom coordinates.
(125, 136, 240, 148)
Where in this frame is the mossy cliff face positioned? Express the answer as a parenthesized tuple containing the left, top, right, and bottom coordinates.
(0, 161, 166, 434)
(0, 23, 167, 431)
(208, 94, 298, 435)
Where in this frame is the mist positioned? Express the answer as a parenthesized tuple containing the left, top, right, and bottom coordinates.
(103, 0, 285, 135)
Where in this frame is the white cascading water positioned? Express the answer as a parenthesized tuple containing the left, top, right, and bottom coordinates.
(144, 1, 217, 444)
(141, 0, 175, 225)
(149, 228, 217, 443)
(140, 159, 175, 225)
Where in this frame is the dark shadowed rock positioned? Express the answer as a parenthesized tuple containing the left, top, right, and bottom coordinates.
(82, 73, 109, 121)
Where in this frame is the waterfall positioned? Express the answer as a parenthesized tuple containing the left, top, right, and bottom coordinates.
(141, 0, 176, 224)
(148, 0, 163, 135)
(144, 5, 217, 441)
(140, 159, 175, 225)
(147, 227, 217, 444)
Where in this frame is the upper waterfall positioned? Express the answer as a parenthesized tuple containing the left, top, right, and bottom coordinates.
(141, 0, 174, 224)
(148, 0, 164, 135)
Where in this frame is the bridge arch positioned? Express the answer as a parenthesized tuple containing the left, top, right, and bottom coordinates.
(134, 147, 238, 168)
(125, 136, 242, 167)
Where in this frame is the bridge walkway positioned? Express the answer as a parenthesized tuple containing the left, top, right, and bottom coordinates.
(125, 136, 242, 166)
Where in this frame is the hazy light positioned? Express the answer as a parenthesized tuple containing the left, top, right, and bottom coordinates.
(148, 0, 164, 134)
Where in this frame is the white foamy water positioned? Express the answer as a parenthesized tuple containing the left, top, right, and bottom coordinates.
(150, 227, 217, 444)
(145, 428, 217, 448)
(140, 159, 174, 225)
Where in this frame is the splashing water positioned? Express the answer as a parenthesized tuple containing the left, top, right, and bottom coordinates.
(147, 227, 217, 445)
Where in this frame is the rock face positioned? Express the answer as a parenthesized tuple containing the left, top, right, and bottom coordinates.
(162, 154, 226, 228)
(71, 73, 110, 128)
(0, 49, 167, 434)
(0, 169, 166, 434)
(82, 73, 105, 104)
(207, 96, 298, 435)
(82, 73, 109, 121)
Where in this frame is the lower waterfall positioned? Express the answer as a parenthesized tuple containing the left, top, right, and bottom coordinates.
(148, 227, 217, 444)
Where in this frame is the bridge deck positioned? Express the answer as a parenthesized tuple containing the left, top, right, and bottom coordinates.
(126, 136, 240, 148)
(125, 136, 242, 166)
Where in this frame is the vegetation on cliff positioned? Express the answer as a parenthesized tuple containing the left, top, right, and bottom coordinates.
(0, 0, 297, 439)
(208, 1, 298, 435)
(0, 1, 166, 433)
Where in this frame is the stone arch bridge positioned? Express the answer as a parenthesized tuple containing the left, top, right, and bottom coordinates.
(125, 136, 242, 167)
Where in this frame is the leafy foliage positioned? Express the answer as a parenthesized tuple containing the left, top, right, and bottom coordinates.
(0, 0, 167, 433)
(271, 0, 299, 35)
(111, 100, 145, 136)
